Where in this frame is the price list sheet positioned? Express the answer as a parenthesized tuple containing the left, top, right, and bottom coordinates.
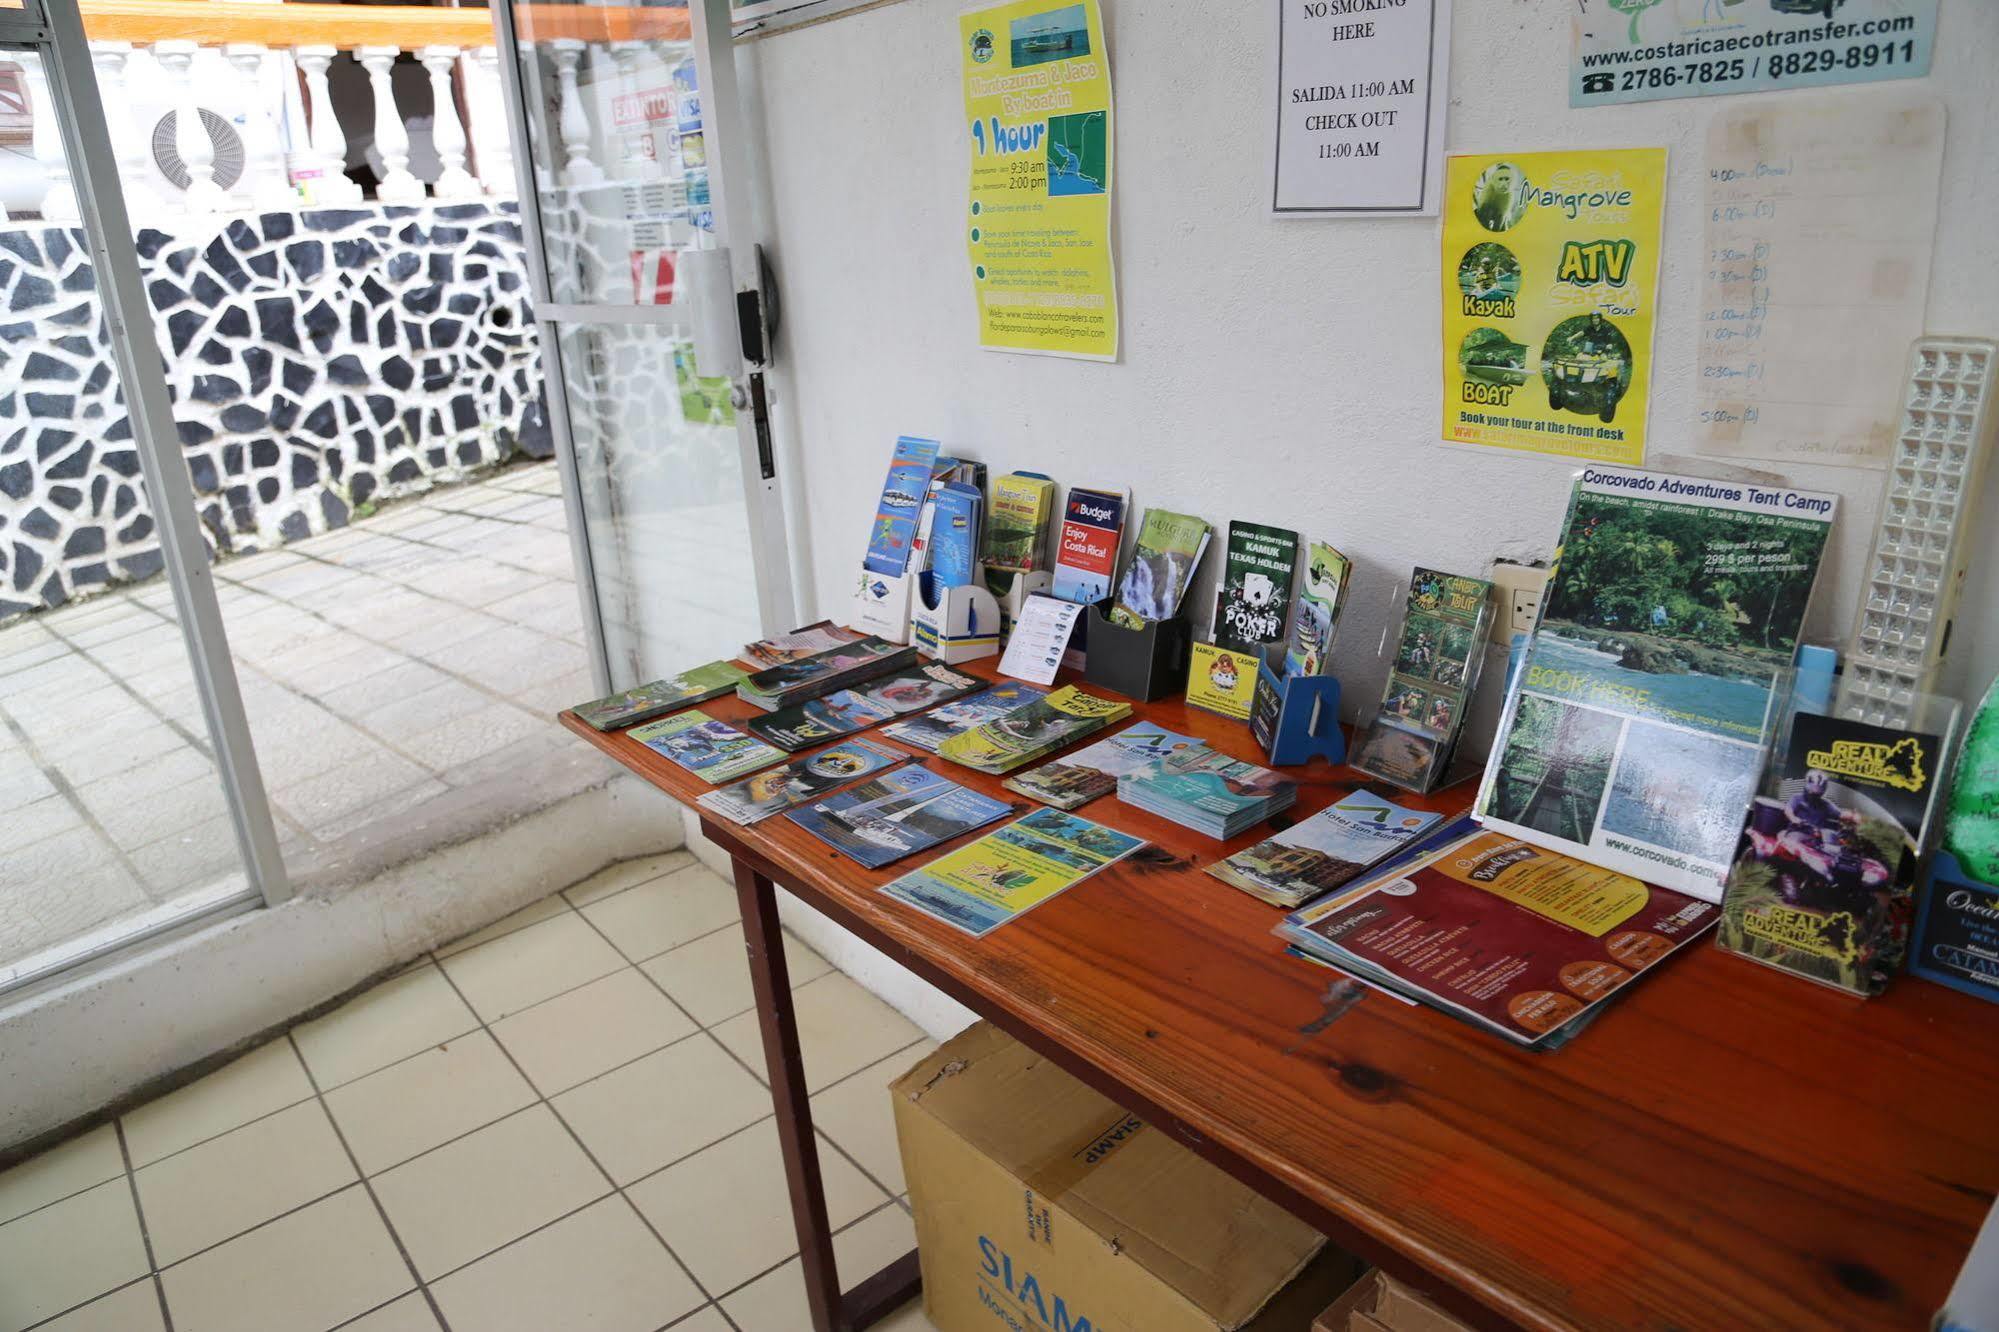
(1695, 94, 1945, 470)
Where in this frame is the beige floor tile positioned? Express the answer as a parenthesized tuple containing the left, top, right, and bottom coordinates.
(437, 912, 627, 1022)
(627, 1118, 886, 1295)
(33, 1280, 164, 1332)
(562, 850, 695, 908)
(809, 1042, 937, 1197)
(136, 1099, 357, 1266)
(323, 1031, 537, 1175)
(873, 1297, 946, 1331)
(579, 864, 740, 963)
(434, 894, 571, 959)
(121, 1040, 315, 1167)
(0, 1123, 123, 1226)
(0, 1179, 150, 1332)
(491, 969, 697, 1097)
(712, 972, 926, 1093)
(159, 1186, 411, 1332)
(551, 1036, 772, 1186)
(293, 963, 481, 1090)
(717, 1203, 916, 1331)
(372, 1106, 608, 1281)
(661, 1309, 732, 1332)
(430, 1196, 704, 1332)
(639, 925, 833, 1026)
(334, 1292, 441, 1332)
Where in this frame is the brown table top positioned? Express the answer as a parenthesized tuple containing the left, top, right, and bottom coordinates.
(561, 652, 1998, 1332)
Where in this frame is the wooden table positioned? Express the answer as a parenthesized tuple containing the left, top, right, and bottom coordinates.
(561, 656, 1999, 1332)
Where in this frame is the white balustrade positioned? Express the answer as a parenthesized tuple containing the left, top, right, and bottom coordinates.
(356, 45, 424, 204)
(221, 43, 298, 209)
(608, 41, 663, 182)
(417, 46, 480, 200)
(152, 41, 231, 215)
(549, 39, 603, 187)
(463, 47, 519, 198)
(87, 42, 159, 217)
(21, 53, 74, 222)
(293, 45, 364, 205)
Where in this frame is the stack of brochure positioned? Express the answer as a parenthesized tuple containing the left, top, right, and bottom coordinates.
(785, 765, 1014, 870)
(1204, 790, 1444, 907)
(937, 685, 1132, 775)
(746, 662, 983, 752)
(572, 660, 749, 731)
(1004, 721, 1201, 811)
(880, 682, 1048, 753)
(736, 636, 917, 712)
(1276, 817, 1718, 1049)
(1116, 746, 1295, 839)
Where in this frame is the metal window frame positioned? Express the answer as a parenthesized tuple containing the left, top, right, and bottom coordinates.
(30, 3, 291, 909)
(486, 0, 799, 691)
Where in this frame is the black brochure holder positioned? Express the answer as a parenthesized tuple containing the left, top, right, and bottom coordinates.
(1082, 602, 1191, 702)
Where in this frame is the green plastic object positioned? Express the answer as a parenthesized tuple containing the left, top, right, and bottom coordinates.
(1946, 674, 1999, 884)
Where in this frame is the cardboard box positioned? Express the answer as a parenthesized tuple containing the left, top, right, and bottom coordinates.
(1311, 1272, 1472, 1332)
(892, 1022, 1362, 1332)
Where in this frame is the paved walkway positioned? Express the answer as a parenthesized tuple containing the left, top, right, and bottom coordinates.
(0, 461, 609, 976)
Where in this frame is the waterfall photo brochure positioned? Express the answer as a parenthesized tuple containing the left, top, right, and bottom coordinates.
(573, 660, 750, 731)
(880, 682, 1049, 753)
(1110, 509, 1212, 628)
(697, 739, 907, 826)
(881, 807, 1147, 937)
(746, 663, 984, 752)
(628, 711, 786, 786)
(1279, 822, 1719, 1048)
(1475, 467, 1836, 902)
(785, 766, 1016, 870)
(1206, 790, 1445, 908)
(1003, 721, 1202, 811)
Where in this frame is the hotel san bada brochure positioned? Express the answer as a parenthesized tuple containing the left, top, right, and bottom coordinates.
(786, 766, 1015, 870)
(881, 807, 1147, 938)
(745, 662, 983, 752)
(1279, 820, 1718, 1047)
(627, 710, 785, 785)
(572, 660, 750, 731)
(696, 738, 906, 825)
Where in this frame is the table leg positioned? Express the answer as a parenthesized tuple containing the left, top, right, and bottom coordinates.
(731, 859, 922, 1332)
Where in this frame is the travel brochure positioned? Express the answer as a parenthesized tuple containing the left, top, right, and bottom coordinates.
(1051, 486, 1128, 605)
(881, 807, 1147, 937)
(997, 594, 1086, 687)
(1475, 467, 1837, 902)
(697, 739, 906, 826)
(746, 662, 983, 752)
(1206, 790, 1445, 908)
(880, 681, 1049, 753)
(1213, 521, 1299, 656)
(1185, 642, 1260, 722)
(938, 685, 1132, 775)
(743, 621, 863, 669)
(983, 472, 1056, 572)
(628, 711, 785, 785)
(1003, 721, 1201, 812)
(785, 766, 1015, 870)
(863, 435, 941, 578)
(1279, 822, 1719, 1047)
(1718, 709, 1953, 996)
(573, 661, 749, 731)
(1110, 509, 1212, 628)
(1117, 746, 1296, 839)
(737, 636, 918, 711)
(1285, 541, 1352, 679)
(1351, 567, 1494, 795)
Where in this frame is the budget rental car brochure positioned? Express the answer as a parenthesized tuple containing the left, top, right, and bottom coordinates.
(1280, 823, 1717, 1047)
(1475, 466, 1836, 902)
(881, 807, 1146, 937)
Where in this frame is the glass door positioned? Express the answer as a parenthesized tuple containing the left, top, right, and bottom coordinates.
(490, 0, 795, 692)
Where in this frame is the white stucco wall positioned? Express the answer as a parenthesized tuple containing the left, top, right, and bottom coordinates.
(743, 0, 1999, 715)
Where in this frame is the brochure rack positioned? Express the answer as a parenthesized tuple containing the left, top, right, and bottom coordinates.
(1250, 649, 1346, 767)
(852, 565, 915, 644)
(911, 573, 1002, 664)
(1082, 602, 1190, 702)
(1352, 576, 1495, 795)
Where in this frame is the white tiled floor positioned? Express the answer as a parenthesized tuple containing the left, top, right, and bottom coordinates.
(0, 853, 942, 1332)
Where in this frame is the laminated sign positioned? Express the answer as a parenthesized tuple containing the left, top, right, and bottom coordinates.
(960, 0, 1117, 360)
(1440, 147, 1664, 466)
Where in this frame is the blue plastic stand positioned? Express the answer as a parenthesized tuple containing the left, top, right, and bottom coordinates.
(1251, 652, 1345, 767)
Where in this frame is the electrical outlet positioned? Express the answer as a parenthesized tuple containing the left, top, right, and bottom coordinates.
(1487, 563, 1550, 645)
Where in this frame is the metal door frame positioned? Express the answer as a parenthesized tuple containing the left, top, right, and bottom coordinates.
(487, 0, 799, 695)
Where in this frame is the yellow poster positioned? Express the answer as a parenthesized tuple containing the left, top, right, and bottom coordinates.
(1440, 148, 1665, 465)
(960, 0, 1117, 360)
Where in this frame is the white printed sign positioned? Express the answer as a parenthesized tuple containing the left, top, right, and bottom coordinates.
(1271, 0, 1452, 217)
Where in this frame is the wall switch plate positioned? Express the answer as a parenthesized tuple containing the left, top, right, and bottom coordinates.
(1488, 563, 1550, 645)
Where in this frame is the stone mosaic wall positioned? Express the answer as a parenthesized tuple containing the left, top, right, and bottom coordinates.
(0, 203, 549, 620)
